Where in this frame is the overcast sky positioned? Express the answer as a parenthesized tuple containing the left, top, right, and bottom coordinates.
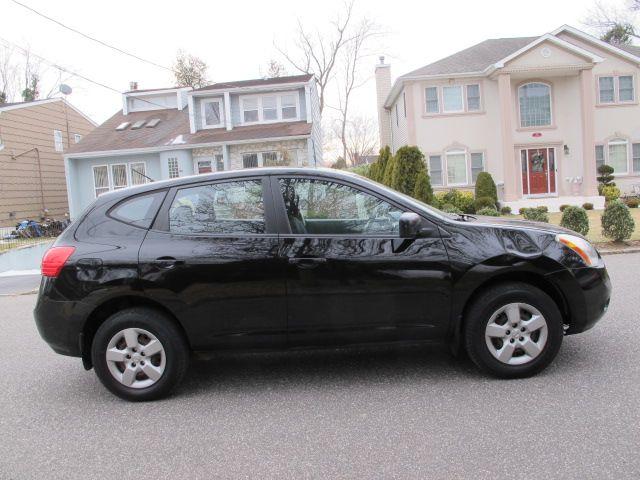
(1, 0, 626, 128)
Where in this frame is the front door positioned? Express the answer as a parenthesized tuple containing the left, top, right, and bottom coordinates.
(139, 177, 286, 350)
(273, 175, 452, 347)
(521, 148, 556, 196)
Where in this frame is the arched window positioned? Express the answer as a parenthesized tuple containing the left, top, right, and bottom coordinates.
(518, 82, 551, 127)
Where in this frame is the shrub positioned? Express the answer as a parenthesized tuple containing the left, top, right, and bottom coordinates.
(537, 205, 549, 213)
(582, 202, 594, 210)
(522, 207, 549, 223)
(477, 206, 499, 216)
(350, 164, 370, 177)
(474, 172, 498, 205)
(625, 198, 639, 208)
(560, 206, 589, 236)
(440, 189, 475, 213)
(601, 200, 635, 241)
(440, 203, 463, 214)
(390, 146, 426, 195)
(559, 204, 569, 212)
(519, 207, 528, 216)
(474, 195, 496, 212)
(370, 146, 391, 183)
(500, 206, 512, 215)
(413, 170, 434, 205)
(597, 164, 615, 189)
(601, 185, 621, 203)
(382, 150, 397, 187)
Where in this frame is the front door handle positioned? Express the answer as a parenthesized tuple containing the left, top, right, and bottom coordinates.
(153, 256, 184, 269)
(288, 257, 327, 268)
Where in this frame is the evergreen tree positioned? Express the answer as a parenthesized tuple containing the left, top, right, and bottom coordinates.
(390, 146, 426, 195)
(413, 170, 434, 205)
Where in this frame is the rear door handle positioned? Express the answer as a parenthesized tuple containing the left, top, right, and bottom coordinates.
(153, 256, 184, 269)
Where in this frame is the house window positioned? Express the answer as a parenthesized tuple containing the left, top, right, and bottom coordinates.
(93, 165, 109, 197)
(395, 103, 399, 126)
(471, 152, 484, 182)
(196, 160, 212, 174)
(442, 86, 463, 112)
(595, 145, 605, 170)
(242, 98, 259, 123)
(129, 162, 147, 185)
(53, 130, 64, 152)
(466, 84, 480, 111)
(519, 82, 551, 127)
(111, 164, 128, 190)
(215, 154, 224, 171)
(618, 76, 634, 102)
(429, 155, 443, 186)
(402, 92, 407, 117)
(202, 99, 223, 127)
(607, 139, 629, 174)
(167, 157, 180, 178)
(425, 87, 439, 113)
(446, 150, 468, 185)
(598, 77, 615, 103)
(262, 96, 278, 121)
(74, 133, 82, 143)
(281, 94, 297, 119)
(262, 151, 279, 167)
(242, 153, 259, 168)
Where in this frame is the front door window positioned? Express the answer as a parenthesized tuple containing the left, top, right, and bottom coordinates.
(521, 148, 556, 196)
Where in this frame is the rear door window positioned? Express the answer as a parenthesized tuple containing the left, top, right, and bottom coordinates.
(109, 191, 165, 228)
(169, 180, 265, 234)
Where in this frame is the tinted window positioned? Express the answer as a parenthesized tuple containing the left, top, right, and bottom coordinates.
(279, 178, 402, 235)
(169, 180, 265, 234)
(110, 191, 164, 228)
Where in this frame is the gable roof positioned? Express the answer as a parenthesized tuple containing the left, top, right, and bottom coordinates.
(619, 44, 640, 57)
(192, 74, 313, 92)
(0, 97, 97, 126)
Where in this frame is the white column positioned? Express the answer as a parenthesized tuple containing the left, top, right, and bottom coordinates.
(224, 92, 232, 131)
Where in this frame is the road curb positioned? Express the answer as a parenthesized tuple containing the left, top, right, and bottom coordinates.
(598, 247, 640, 256)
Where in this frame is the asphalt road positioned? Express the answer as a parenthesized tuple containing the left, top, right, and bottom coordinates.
(1, 254, 639, 480)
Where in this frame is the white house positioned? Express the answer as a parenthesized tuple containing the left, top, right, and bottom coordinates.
(65, 74, 321, 218)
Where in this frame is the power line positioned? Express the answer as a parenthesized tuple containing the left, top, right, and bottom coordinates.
(9, 0, 174, 74)
(0, 36, 174, 111)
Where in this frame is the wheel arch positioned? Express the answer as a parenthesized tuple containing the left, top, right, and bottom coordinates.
(80, 295, 190, 370)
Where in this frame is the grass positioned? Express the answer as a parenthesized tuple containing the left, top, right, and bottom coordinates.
(511, 208, 640, 244)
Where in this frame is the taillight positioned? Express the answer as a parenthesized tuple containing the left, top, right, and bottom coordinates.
(41, 246, 76, 277)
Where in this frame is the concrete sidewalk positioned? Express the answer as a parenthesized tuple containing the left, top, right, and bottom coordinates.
(0, 274, 41, 296)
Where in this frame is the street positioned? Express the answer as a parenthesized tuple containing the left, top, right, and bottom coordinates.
(0, 253, 639, 480)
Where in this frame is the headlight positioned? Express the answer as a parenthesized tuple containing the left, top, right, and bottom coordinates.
(556, 234, 600, 266)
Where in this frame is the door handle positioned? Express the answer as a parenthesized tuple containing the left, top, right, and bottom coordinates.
(288, 257, 327, 267)
(153, 256, 184, 269)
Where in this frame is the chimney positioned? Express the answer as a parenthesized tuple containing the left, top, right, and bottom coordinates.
(129, 81, 138, 91)
(375, 56, 392, 149)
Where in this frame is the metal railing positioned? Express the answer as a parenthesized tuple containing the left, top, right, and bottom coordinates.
(0, 219, 69, 253)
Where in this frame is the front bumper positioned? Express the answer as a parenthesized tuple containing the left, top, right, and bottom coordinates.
(546, 265, 611, 335)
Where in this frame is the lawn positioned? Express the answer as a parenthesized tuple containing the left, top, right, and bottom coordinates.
(512, 208, 640, 244)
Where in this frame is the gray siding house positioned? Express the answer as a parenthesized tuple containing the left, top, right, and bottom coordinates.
(65, 74, 321, 219)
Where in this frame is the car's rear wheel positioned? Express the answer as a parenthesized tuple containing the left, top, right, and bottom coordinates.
(91, 308, 189, 401)
(464, 282, 564, 378)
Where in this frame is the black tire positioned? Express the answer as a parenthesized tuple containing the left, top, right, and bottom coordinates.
(91, 308, 189, 401)
(464, 282, 563, 378)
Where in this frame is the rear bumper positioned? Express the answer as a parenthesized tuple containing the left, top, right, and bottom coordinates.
(546, 265, 611, 335)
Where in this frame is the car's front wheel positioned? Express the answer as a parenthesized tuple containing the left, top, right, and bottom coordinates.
(464, 282, 564, 378)
(91, 308, 189, 401)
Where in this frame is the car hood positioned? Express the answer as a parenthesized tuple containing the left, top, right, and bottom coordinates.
(464, 215, 578, 236)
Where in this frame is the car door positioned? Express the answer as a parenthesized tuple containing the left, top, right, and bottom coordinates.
(272, 174, 452, 347)
(138, 176, 286, 350)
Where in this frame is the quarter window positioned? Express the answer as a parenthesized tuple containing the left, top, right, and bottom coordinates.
(519, 82, 551, 127)
(110, 192, 164, 228)
(446, 151, 468, 185)
(169, 180, 265, 235)
(442, 86, 463, 112)
(279, 178, 402, 235)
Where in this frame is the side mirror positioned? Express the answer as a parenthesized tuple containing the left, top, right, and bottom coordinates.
(399, 212, 422, 238)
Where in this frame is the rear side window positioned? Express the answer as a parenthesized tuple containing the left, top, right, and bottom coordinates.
(169, 180, 265, 235)
(110, 191, 165, 228)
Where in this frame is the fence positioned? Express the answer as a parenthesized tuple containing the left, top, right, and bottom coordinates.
(0, 219, 68, 253)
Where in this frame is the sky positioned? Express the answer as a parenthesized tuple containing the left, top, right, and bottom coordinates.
(1, 0, 629, 153)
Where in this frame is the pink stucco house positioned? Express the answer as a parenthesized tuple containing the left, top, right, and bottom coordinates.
(375, 25, 640, 211)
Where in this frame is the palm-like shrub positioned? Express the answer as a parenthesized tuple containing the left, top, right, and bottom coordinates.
(560, 206, 589, 236)
(602, 200, 635, 241)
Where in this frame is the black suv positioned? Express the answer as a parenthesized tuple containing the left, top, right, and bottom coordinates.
(35, 168, 611, 401)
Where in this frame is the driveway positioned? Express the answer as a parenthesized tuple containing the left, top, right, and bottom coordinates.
(1, 254, 639, 479)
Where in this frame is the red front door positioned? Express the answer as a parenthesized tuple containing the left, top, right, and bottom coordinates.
(522, 148, 556, 195)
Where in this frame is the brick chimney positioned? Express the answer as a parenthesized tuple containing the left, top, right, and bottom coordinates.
(375, 56, 392, 149)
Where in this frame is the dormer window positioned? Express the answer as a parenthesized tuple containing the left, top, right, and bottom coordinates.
(240, 92, 300, 124)
(202, 98, 224, 128)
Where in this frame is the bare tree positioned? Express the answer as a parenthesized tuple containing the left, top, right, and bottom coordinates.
(275, 1, 356, 114)
(173, 50, 210, 89)
(265, 59, 287, 78)
(343, 115, 378, 165)
(0, 46, 18, 104)
(584, 0, 638, 44)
